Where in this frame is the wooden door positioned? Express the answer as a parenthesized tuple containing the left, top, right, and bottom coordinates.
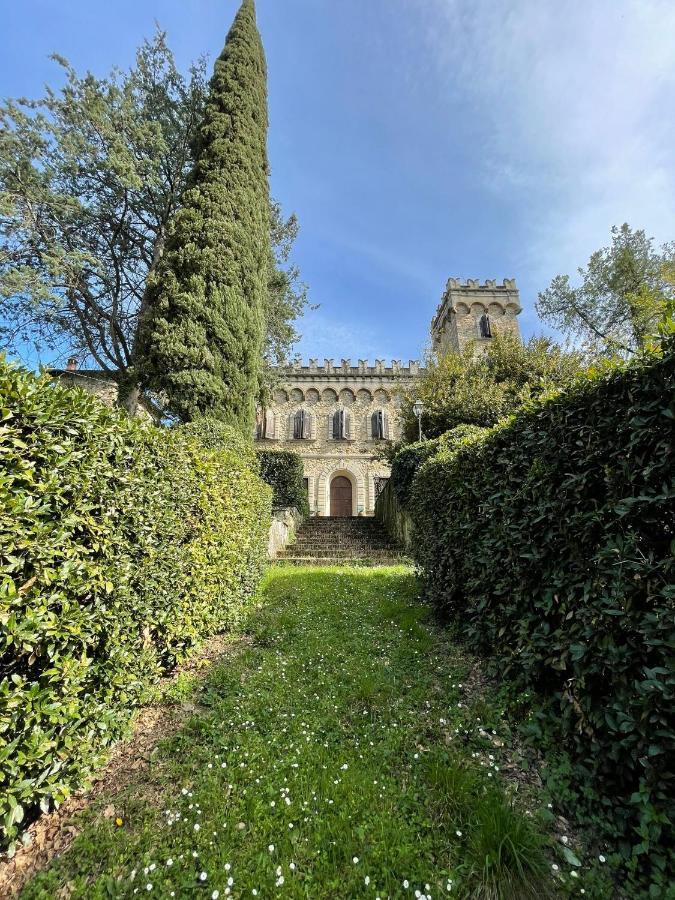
(330, 476, 353, 517)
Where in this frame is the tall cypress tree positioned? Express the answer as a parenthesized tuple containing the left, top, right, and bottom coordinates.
(138, 0, 269, 427)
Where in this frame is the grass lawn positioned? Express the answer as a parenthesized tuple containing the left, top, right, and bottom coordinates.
(20, 566, 583, 899)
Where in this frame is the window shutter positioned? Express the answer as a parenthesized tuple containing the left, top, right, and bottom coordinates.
(288, 413, 295, 440)
(383, 411, 389, 440)
(302, 410, 311, 439)
(344, 411, 351, 439)
(295, 410, 309, 440)
(265, 409, 275, 439)
(371, 412, 378, 439)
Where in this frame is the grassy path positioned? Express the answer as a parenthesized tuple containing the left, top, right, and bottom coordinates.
(22, 566, 561, 899)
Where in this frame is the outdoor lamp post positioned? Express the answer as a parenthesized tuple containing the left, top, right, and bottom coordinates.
(413, 399, 424, 442)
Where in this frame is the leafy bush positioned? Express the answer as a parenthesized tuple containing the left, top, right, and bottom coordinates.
(407, 350, 675, 893)
(390, 425, 487, 505)
(257, 449, 308, 514)
(0, 360, 271, 849)
(399, 333, 583, 441)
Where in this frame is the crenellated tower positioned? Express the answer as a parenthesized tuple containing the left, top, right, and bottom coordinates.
(431, 278, 522, 355)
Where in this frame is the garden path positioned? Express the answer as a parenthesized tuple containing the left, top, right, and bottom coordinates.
(21, 566, 559, 899)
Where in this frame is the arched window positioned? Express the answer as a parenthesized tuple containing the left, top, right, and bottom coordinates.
(293, 409, 311, 440)
(332, 409, 351, 440)
(371, 409, 389, 440)
(479, 312, 492, 338)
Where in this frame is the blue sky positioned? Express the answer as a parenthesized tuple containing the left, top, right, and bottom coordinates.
(3, 0, 674, 366)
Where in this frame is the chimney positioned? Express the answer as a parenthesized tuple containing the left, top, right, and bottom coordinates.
(66, 357, 78, 372)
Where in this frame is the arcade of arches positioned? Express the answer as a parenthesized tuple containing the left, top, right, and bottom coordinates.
(254, 278, 522, 516)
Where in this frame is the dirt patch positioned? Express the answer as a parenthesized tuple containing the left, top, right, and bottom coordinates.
(0, 632, 250, 899)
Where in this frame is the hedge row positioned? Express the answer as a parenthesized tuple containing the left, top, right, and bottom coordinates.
(0, 360, 272, 849)
(407, 351, 674, 891)
(257, 448, 309, 515)
(390, 425, 487, 506)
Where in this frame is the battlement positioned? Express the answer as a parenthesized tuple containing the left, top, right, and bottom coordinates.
(447, 277, 517, 292)
(431, 276, 522, 354)
(433, 276, 521, 327)
(284, 359, 422, 378)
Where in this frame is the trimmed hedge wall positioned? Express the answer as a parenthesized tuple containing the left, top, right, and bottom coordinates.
(408, 352, 674, 890)
(390, 425, 487, 505)
(257, 449, 309, 515)
(0, 360, 272, 849)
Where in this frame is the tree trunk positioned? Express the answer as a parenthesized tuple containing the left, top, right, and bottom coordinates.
(117, 373, 141, 417)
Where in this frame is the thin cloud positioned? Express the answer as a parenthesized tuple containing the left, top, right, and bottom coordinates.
(294, 310, 400, 365)
(412, 0, 675, 283)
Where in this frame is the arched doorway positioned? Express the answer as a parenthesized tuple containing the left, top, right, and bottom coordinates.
(330, 476, 353, 517)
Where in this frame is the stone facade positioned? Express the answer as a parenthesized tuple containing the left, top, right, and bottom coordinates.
(260, 277, 522, 518)
(48, 368, 159, 422)
(431, 278, 522, 355)
(50, 278, 522, 517)
(256, 359, 420, 517)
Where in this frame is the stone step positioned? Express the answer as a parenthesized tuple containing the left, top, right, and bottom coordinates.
(277, 516, 401, 564)
(277, 548, 401, 560)
(276, 556, 406, 567)
(293, 544, 394, 551)
(293, 537, 393, 545)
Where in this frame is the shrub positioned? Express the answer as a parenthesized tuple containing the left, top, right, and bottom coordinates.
(390, 425, 487, 505)
(399, 334, 583, 441)
(0, 360, 271, 849)
(257, 448, 308, 514)
(408, 350, 675, 892)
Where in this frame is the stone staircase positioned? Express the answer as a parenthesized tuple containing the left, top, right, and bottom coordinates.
(276, 516, 405, 566)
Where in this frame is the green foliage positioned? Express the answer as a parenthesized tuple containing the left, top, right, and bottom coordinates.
(257, 448, 308, 514)
(400, 333, 582, 441)
(407, 349, 675, 893)
(139, 0, 271, 429)
(390, 425, 487, 505)
(0, 358, 271, 850)
(20, 567, 557, 900)
(536, 223, 675, 356)
(0, 24, 307, 414)
(0, 29, 208, 374)
(260, 202, 309, 403)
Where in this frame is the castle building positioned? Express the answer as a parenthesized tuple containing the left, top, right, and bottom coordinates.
(257, 277, 522, 517)
(431, 278, 522, 355)
(50, 278, 521, 516)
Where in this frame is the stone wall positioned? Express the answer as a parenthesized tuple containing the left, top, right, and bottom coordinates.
(375, 479, 414, 551)
(49, 370, 158, 423)
(431, 278, 522, 355)
(268, 507, 303, 559)
(257, 360, 419, 516)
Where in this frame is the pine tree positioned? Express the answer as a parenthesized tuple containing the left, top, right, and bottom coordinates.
(138, 0, 270, 427)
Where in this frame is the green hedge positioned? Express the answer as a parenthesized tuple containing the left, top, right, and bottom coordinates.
(390, 425, 487, 505)
(0, 360, 272, 849)
(257, 449, 309, 515)
(408, 351, 674, 892)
